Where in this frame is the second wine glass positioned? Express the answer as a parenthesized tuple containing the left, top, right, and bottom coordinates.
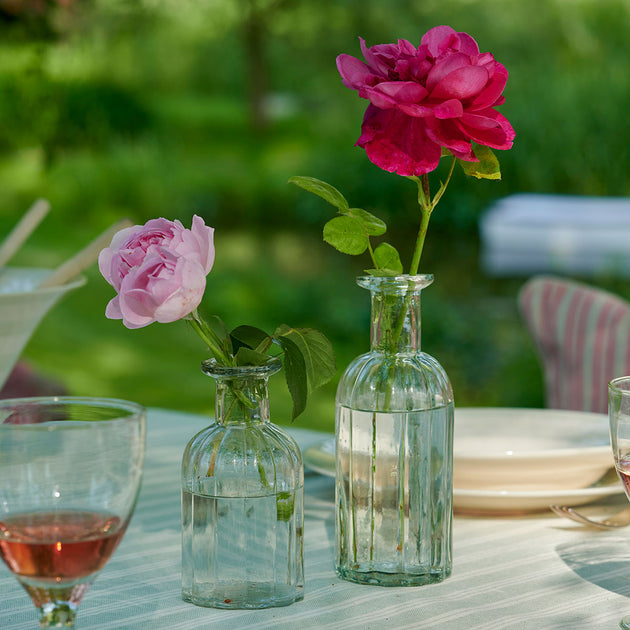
(608, 376, 630, 630)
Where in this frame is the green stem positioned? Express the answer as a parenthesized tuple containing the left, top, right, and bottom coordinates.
(407, 158, 456, 276)
(367, 240, 378, 270)
(188, 309, 233, 365)
(409, 174, 432, 276)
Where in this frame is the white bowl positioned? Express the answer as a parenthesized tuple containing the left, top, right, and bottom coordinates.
(453, 407, 613, 491)
(0, 267, 85, 390)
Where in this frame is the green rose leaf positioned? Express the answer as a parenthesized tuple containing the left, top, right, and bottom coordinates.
(373, 242, 403, 274)
(275, 334, 308, 420)
(323, 216, 369, 255)
(230, 325, 272, 353)
(274, 325, 336, 391)
(288, 176, 349, 211)
(458, 145, 501, 180)
(234, 346, 273, 366)
(343, 208, 387, 236)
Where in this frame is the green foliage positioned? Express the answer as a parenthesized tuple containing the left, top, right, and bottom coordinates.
(323, 215, 369, 255)
(288, 176, 348, 211)
(274, 333, 307, 420)
(458, 146, 502, 180)
(197, 318, 336, 421)
(274, 325, 337, 391)
(5, 0, 630, 428)
(291, 175, 405, 275)
(369, 243, 403, 276)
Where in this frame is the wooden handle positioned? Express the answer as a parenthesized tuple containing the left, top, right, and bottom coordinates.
(39, 219, 134, 288)
(0, 199, 50, 271)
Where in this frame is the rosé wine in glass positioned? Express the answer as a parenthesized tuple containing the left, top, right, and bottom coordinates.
(0, 397, 145, 629)
(608, 376, 630, 630)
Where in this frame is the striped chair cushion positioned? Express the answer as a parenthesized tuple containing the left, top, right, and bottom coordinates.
(518, 275, 630, 413)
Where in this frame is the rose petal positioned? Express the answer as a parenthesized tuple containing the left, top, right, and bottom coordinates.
(425, 118, 474, 157)
(425, 53, 470, 92)
(458, 110, 515, 149)
(433, 98, 464, 119)
(467, 63, 508, 111)
(105, 295, 122, 320)
(453, 32, 480, 56)
(364, 81, 428, 109)
(421, 25, 458, 57)
(397, 103, 434, 118)
(118, 289, 158, 329)
(357, 106, 442, 176)
(336, 54, 374, 90)
(432, 65, 489, 100)
(190, 215, 215, 273)
(359, 37, 392, 76)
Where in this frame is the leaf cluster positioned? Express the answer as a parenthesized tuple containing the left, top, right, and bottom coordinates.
(289, 146, 501, 276)
(199, 316, 336, 421)
(289, 175, 404, 277)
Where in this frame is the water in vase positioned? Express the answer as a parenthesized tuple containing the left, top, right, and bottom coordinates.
(182, 485, 304, 608)
(335, 404, 453, 586)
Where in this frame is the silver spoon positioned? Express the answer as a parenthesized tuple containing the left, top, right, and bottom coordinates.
(549, 504, 630, 529)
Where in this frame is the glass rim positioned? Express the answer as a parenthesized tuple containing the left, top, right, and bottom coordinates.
(0, 396, 146, 429)
(201, 357, 282, 377)
(609, 376, 630, 394)
(356, 274, 434, 291)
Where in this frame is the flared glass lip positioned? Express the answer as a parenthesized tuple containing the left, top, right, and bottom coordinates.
(356, 274, 434, 292)
(609, 375, 630, 395)
(201, 357, 283, 378)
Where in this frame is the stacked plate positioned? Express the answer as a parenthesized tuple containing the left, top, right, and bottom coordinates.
(452, 407, 619, 514)
(302, 407, 622, 515)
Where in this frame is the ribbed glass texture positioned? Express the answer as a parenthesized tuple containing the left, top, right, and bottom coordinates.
(335, 275, 454, 586)
(181, 359, 304, 608)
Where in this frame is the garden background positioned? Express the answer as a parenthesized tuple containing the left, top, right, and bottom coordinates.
(1, 0, 629, 432)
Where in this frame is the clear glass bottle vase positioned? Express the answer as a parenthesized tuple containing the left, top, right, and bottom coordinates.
(335, 275, 453, 586)
(181, 358, 304, 608)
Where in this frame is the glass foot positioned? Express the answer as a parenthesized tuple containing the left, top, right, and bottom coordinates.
(39, 602, 77, 628)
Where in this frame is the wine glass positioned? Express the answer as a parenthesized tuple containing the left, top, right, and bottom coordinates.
(0, 397, 146, 629)
(608, 376, 630, 629)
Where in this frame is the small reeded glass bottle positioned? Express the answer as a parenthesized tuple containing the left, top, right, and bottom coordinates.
(181, 358, 304, 608)
(335, 275, 453, 586)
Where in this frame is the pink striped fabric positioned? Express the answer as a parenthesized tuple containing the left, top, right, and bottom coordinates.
(518, 275, 630, 413)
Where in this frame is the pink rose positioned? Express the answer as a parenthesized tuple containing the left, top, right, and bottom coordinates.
(336, 25, 515, 176)
(98, 215, 215, 329)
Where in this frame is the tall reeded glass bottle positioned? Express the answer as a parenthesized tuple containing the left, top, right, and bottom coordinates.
(335, 275, 453, 586)
(181, 358, 304, 608)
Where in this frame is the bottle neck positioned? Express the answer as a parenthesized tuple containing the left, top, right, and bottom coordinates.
(215, 375, 271, 425)
(369, 289, 422, 353)
(202, 359, 281, 425)
(358, 275, 432, 354)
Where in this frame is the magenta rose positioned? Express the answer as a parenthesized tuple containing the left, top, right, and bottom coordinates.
(336, 25, 515, 176)
(98, 215, 215, 329)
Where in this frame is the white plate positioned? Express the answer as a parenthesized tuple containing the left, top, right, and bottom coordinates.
(302, 407, 623, 513)
(453, 407, 612, 491)
(452, 481, 621, 515)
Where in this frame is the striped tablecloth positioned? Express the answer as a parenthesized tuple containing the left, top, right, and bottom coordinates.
(3, 408, 630, 629)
